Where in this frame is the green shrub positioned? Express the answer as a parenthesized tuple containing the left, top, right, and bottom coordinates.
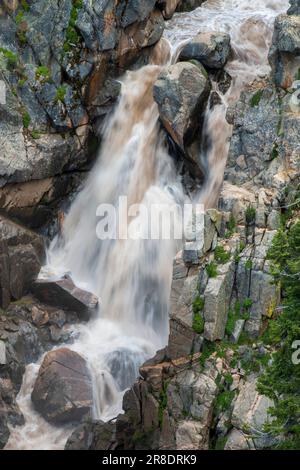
(225, 213, 236, 238)
(0, 48, 17, 68)
(215, 245, 231, 264)
(199, 340, 216, 368)
(225, 309, 236, 336)
(63, 0, 83, 52)
(55, 85, 67, 103)
(35, 66, 51, 82)
(192, 312, 204, 334)
(206, 262, 218, 278)
(30, 130, 41, 139)
(158, 382, 168, 427)
(22, 111, 30, 128)
(215, 390, 235, 414)
(17, 30, 27, 46)
(257, 219, 300, 446)
(243, 298, 253, 311)
(245, 205, 256, 225)
(15, 11, 24, 25)
(245, 259, 253, 270)
(192, 296, 204, 314)
(21, 0, 30, 11)
(18, 77, 28, 87)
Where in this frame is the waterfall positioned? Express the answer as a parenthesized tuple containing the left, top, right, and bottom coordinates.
(6, 0, 289, 450)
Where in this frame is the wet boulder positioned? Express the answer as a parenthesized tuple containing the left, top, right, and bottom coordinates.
(288, 0, 300, 15)
(31, 348, 93, 424)
(32, 275, 98, 321)
(269, 14, 300, 88)
(153, 61, 210, 155)
(176, 0, 205, 12)
(178, 32, 231, 69)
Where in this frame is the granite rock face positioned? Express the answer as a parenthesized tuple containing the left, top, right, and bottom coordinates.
(0, 1, 165, 228)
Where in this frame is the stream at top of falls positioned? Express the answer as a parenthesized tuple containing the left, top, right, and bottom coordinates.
(6, 0, 289, 450)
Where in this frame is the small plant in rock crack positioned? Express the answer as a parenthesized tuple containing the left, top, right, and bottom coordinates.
(214, 374, 235, 415)
(158, 381, 169, 427)
(0, 48, 18, 69)
(245, 259, 253, 270)
(206, 262, 218, 278)
(55, 85, 67, 103)
(192, 296, 205, 334)
(243, 298, 253, 311)
(22, 110, 31, 129)
(35, 66, 51, 83)
(215, 245, 231, 264)
(245, 205, 256, 225)
(250, 89, 263, 107)
(225, 213, 236, 238)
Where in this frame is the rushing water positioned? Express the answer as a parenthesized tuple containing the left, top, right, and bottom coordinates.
(6, 0, 289, 450)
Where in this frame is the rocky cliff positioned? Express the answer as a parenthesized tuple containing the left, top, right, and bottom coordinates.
(65, 1, 300, 451)
(1, 0, 300, 451)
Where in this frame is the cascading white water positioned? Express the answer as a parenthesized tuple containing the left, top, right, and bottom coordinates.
(6, 0, 289, 450)
(165, 0, 289, 207)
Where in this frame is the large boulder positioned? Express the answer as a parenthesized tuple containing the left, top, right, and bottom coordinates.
(153, 61, 210, 166)
(31, 348, 93, 424)
(0, 216, 45, 308)
(178, 32, 231, 69)
(288, 0, 300, 15)
(269, 14, 300, 89)
(31, 275, 98, 321)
